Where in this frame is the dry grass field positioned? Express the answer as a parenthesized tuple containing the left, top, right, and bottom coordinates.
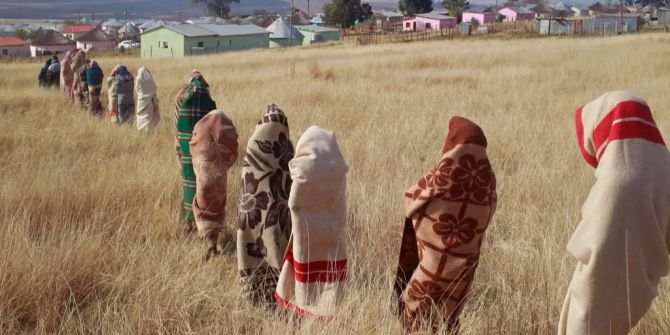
(0, 33, 669, 334)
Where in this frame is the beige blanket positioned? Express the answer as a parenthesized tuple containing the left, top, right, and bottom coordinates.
(135, 67, 160, 131)
(275, 126, 349, 319)
(559, 91, 670, 335)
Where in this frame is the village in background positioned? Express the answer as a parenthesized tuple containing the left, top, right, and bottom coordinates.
(0, 0, 669, 61)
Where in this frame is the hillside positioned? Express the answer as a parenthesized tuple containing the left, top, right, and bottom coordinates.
(0, 34, 669, 334)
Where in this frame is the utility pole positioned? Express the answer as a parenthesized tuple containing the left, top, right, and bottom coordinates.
(289, 0, 294, 46)
(619, 0, 624, 33)
(308, 0, 311, 16)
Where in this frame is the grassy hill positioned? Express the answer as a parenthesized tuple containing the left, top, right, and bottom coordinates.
(0, 34, 669, 334)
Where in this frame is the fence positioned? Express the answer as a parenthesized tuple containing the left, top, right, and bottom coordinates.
(340, 20, 535, 46)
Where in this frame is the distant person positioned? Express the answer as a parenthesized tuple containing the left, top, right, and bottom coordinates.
(114, 65, 135, 124)
(60, 51, 74, 98)
(394, 116, 497, 333)
(190, 110, 238, 260)
(238, 104, 294, 305)
(73, 59, 91, 109)
(46, 56, 60, 88)
(559, 91, 670, 335)
(38, 58, 52, 88)
(70, 50, 86, 103)
(275, 126, 348, 319)
(135, 67, 160, 131)
(107, 65, 120, 123)
(175, 70, 217, 233)
(86, 61, 104, 117)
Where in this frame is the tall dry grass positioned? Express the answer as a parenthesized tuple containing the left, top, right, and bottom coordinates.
(0, 34, 669, 334)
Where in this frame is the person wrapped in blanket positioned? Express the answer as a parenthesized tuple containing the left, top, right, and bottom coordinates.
(86, 61, 104, 117)
(175, 70, 217, 233)
(46, 55, 60, 88)
(114, 65, 135, 124)
(38, 58, 52, 88)
(73, 59, 91, 109)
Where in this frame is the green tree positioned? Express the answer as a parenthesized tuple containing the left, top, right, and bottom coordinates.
(323, 0, 373, 28)
(398, 0, 433, 16)
(191, 0, 239, 18)
(443, 0, 470, 22)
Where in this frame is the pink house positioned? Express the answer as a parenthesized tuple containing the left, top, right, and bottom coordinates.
(0, 37, 31, 58)
(403, 13, 457, 32)
(462, 11, 496, 25)
(498, 7, 536, 22)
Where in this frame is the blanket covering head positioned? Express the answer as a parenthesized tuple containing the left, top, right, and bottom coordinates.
(237, 104, 294, 305)
(176, 71, 217, 223)
(190, 110, 238, 239)
(274, 126, 348, 319)
(394, 116, 497, 333)
(135, 67, 161, 131)
(559, 91, 670, 335)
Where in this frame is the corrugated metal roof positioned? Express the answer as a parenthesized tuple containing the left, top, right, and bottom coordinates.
(505, 6, 534, 14)
(417, 12, 456, 20)
(161, 24, 217, 37)
(200, 23, 269, 37)
(265, 18, 303, 39)
(295, 25, 339, 33)
(102, 19, 124, 27)
(380, 10, 404, 17)
(0, 37, 29, 46)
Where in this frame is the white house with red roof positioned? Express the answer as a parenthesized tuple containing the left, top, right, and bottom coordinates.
(0, 37, 30, 58)
(62, 25, 96, 40)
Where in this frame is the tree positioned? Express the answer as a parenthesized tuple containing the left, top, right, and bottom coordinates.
(323, 0, 373, 28)
(398, 0, 433, 16)
(443, 0, 470, 22)
(191, 0, 239, 18)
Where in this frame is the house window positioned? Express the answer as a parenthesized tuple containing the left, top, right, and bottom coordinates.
(2, 49, 7, 56)
(229, 39, 232, 46)
(425, 22, 431, 29)
(161, 41, 168, 48)
(405, 22, 411, 28)
(197, 41, 204, 47)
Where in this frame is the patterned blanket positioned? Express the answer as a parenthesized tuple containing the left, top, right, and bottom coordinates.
(237, 104, 294, 305)
(394, 116, 497, 333)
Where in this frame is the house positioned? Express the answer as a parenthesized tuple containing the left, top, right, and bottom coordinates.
(30, 29, 76, 57)
(462, 10, 496, 25)
(403, 12, 457, 32)
(528, 3, 556, 18)
(535, 17, 575, 34)
(311, 13, 325, 25)
(0, 37, 30, 58)
(549, 2, 571, 17)
(102, 19, 124, 32)
(62, 25, 95, 40)
(571, 5, 590, 17)
(658, 7, 670, 25)
(140, 23, 269, 58)
(294, 25, 340, 46)
(375, 10, 404, 32)
(498, 7, 536, 22)
(76, 27, 116, 51)
(0, 25, 18, 37)
(583, 14, 641, 33)
(118, 22, 140, 40)
(138, 19, 165, 33)
(266, 17, 304, 48)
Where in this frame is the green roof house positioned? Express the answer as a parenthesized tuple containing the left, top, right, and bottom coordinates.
(140, 23, 269, 59)
(265, 17, 303, 48)
(294, 25, 340, 46)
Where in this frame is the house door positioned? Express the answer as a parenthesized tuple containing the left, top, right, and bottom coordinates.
(413, 22, 416, 31)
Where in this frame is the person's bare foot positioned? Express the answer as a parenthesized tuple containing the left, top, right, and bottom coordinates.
(204, 233, 219, 261)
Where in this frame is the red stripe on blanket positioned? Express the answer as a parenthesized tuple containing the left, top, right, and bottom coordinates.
(595, 121, 666, 161)
(285, 252, 347, 283)
(575, 106, 598, 168)
(274, 291, 333, 321)
(593, 100, 664, 154)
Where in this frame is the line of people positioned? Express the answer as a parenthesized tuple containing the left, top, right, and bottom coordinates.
(40, 50, 160, 131)
(173, 69, 669, 335)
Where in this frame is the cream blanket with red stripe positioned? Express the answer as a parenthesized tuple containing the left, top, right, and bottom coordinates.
(275, 126, 349, 319)
(394, 116, 497, 333)
(559, 91, 670, 335)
